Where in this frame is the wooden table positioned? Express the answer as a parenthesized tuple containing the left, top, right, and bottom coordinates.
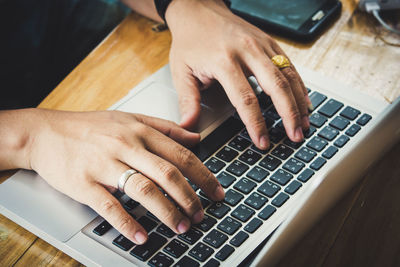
(1, 1, 399, 266)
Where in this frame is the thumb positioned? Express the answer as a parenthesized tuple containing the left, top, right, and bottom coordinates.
(171, 64, 202, 130)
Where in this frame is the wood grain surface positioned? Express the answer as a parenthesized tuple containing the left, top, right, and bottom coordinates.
(1, 1, 399, 266)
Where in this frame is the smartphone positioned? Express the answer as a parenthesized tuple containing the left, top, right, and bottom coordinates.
(229, 0, 342, 42)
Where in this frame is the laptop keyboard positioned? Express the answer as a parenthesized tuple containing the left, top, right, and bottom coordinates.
(86, 88, 372, 266)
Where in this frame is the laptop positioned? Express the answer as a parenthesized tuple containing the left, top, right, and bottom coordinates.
(1, 65, 399, 267)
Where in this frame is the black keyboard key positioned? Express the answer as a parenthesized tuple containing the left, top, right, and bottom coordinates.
(309, 113, 327, 128)
(269, 127, 286, 143)
(113, 234, 135, 251)
(318, 126, 339, 141)
(163, 239, 188, 258)
(318, 99, 343, 118)
(340, 106, 360, 120)
(295, 147, 317, 163)
(187, 180, 199, 192)
(298, 168, 314, 183)
(307, 136, 328, 152)
(93, 220, 112, 236)
(157, 224, 176, 238)
(149, 252, 174, 267)
(275, 120, 285, 132)
(205, 157, 226, 173)
(189, 242, 214, 262)
(203, 229, 228, 248)
(123, 199, 139, 211)
(217, 217, 242, 235)
(357, 114, 372, 126)
(251, 144, 271, 154)
(245, 192, 268, 210)
(174, 256, 200, 267)
(283, 138, 303, 149)
(200, 197, 211, 209)
(230, 231, 249, 247)
(228, 136, 251, 151)
(322, 146, 338, 159)
(233, 178, 257, 194)
(216, 146, 239, 162)
(257, 91, 273, 110)
(259, 155, 281, 171)
(258, 205, 277, 220)
(224, 189, 244, 206)
(232, 204, 255, 222)
(207, 202, 231, 219)
(309, 91, 327, 110)
(138, 216, 158, 233)
(215, 245, 235, 261)
(334, 135, 350, 148)
(205, 259, 220, 267)
(271, 144, 294, 160)
(329, 116, 350, 130)
(272, 192, 290, 207)
(130, 232, 167, 261)
(310, 157, 327, 171)
(285, 180, 302, 195)
(247, 166, 269, 182)
(178, 228, 203, 245)
(304, 126, 317, 138)
(264, 107, 280, 121)
(283, 158, 305, 174)
(244, 218, 263, 233)
(147, 211, 160, 222)
(239, 149, 262, 165)
(345, 124, 361, 137)
(195, 215, 217, 232)
(191, 117, 244, 162)
(226, 160, 249, 177)
(270, 169, 293, 186)
(216, 172, 236, 188)
(258, 181, 280, 197)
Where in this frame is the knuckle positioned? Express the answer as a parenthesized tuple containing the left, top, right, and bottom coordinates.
(275, 76, 291, 93)
(241, 35, 259, 51)
(99, 198, 119, 214)
(286, 107, 302, 122)
(239, 92, 258, 108)
(159, 162, 180, 183)
(161, 207, 179, 224)
(199, 168, 217, 191)
(176, 146, 196, 168)
(283, 68, 297, 82)
(135, 178, 156, 197)
(116, 216, 134, 233)
(181, 194, 200, 211)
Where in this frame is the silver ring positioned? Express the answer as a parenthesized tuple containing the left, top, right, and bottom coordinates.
(118, 169, 139, 193)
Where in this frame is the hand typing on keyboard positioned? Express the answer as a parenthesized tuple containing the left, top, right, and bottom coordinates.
(160, 0, 311, 149)
(0, 109, 224, 245)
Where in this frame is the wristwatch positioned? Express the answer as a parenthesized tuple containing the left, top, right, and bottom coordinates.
(154, 0, 173, 22)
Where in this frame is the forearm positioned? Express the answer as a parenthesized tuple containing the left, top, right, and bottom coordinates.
(121, 0, 163, 22)
(0, 109, 38, 171)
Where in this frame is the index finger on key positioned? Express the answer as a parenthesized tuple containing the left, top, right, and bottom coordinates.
(215, 60, 270, 150)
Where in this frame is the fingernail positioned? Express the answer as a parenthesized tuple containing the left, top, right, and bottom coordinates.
(192, 210, 204, 224)
(302, 116, 310, 129)
(259, 135, 270, 150)
(135, 231, 147, 244)
(177, 219, 190, 234)
(294, 127, 304, 141)
(214, 185, 225, 200)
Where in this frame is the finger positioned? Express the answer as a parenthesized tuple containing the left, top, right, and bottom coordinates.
(133, 114, 200, 148)
(244, 48, 303, 142)
(123, 170, 192, 234)
(171, 63, 202, 130)
(140, 128, 225, 202)
(215, 60, 270, 149)
(86, 184, 147, 244)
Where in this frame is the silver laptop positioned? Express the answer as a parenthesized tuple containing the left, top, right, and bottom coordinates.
(1, 65, 399, 267)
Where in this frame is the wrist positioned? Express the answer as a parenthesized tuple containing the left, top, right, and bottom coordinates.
(0, 108, 43, 170)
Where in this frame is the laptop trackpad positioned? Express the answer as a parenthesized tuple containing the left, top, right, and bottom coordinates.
(0, 170, 97, 242)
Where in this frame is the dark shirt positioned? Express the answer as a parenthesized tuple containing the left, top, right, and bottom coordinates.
(0, 0, 129, 109)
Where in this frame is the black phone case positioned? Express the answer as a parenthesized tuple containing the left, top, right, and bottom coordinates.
(228, 0, 342, 42)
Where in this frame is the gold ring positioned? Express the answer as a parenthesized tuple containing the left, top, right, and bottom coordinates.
(271, 55, 291, 69)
